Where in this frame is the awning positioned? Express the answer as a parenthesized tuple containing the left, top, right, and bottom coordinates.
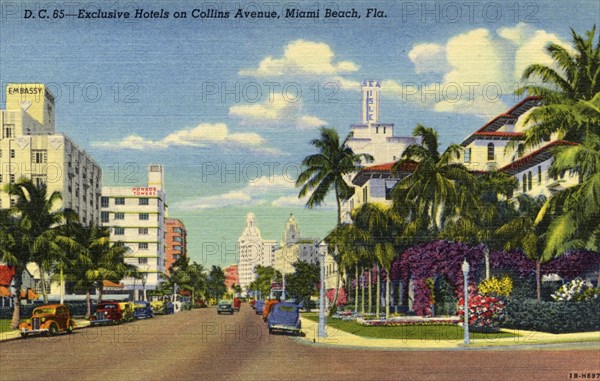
(19, 288, 38, 300)
(102, 280, 124, 289)
(0, 286, 12, 297)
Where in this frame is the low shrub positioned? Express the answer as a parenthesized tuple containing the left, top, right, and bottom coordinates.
(0, 301, 94, 320)
(504, 298, 600, 333)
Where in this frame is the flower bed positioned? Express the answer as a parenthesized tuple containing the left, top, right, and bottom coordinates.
(357, 316, 460, 327)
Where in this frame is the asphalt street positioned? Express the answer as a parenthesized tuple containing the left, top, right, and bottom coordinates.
(0, 305, 598, 381)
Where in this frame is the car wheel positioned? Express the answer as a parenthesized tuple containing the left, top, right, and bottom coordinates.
(218, 311, 221, 315)
(67, 322, 74, 334)
(268, 327, 273, 334)
(49, 324, 58, 336)
(20, 332, 28, 339)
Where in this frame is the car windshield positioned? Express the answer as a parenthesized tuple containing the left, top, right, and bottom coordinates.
(33, 307, 54, 315)
(100, 304, 117, 308)
(278, 306, 296, 313)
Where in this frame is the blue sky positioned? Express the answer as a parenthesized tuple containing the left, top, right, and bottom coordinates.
(1, 0, 599, 268)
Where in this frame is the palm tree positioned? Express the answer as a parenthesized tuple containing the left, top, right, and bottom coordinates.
(392, 125, 474, 235)
(296, 127, 374, 225)
(352, 203, 398, 319)
(6, 179, 75, 302)
(440, 171, 518, 279)
(61, 222, 133, 318)
(496, 195, 553, 301)
(325, 223, 368, 314)
(516, 26, 600, 147)
(297, 127, 373, 309)
(0, 210, 33, 329)
(539, 123, 600, 283)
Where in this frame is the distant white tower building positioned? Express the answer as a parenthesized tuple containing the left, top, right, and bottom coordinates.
(274, 214, 319, 276)
(237, 213, 276, 294)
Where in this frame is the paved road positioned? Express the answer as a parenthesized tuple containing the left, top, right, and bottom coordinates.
(0, 306, 598, 381)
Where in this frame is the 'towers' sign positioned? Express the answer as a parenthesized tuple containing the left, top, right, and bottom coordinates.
(132, 187, 157, 196)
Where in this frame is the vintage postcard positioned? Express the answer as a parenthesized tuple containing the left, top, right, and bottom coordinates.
(0, 1, 599, 380)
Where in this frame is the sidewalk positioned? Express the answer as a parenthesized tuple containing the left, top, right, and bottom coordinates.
(0, 319, 91, 342)
(297, 317, 600, 350)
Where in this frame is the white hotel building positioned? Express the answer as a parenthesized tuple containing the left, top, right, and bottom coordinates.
(101, 165, 167, 298)
(0, 83, 102, 224)
(237, 213, 276, 294)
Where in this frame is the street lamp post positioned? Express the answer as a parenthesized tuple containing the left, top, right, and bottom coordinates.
(318, 241, 327, 338)
(462, 258, 470, 345)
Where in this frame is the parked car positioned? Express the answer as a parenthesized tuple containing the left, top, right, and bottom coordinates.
(254, 300, 265, 315)
(165, 301, 175, 314)
(262, 300, 279, 321)
(233, 298, 241, 312)
(118, 302, 135, 322)
(19, 304, 74, 338)
(91, 300, 124, 325)
(267, 302, 302, 335)
(133, 301, 154, 319)
(250, 299, 257, 309)
(217, 299, 234, 315)
(151, 300, 168, 315)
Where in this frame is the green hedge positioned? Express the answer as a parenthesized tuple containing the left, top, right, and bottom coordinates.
(504, 298, 600, 333)
(0, 302, 94, 319)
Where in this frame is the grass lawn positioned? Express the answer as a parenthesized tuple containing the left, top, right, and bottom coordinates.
(302, 313, 519, 340)
(0, 319, 18, 333)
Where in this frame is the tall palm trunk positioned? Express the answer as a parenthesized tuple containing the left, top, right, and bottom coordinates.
(385, 269, 391, 320)
(484, 246, 490, 280)
(38, 262, 48, 304)
(368, 266, 372, 313)
(536, 260, 541, 301)
(354, 266, 359, 313)
(361, 266, 365, 314)
(376, 263, 381, 318)
(86, 289, 92, 319)
(10, 271, 23, 330)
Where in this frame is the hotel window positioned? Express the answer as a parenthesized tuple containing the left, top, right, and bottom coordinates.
(114, 212, 125, 220)
(115, 198, 125, 205)
(173, 245, 182, 251)
(363, 186, 368, 203)
(3, 125, 14, 139)
(101, 197, 109, 207)
(173, 254, 181, 261)
(173, 236, 183, 243)
(138, 258, 148, 265)
(10, 174, 15, 183)
(139, 213, 149, 220)
(139, 197, 149, 205)
(528, 171, 533, 191)
(139, 243, 149, 250)
(139, 228, 149, 235)
(32, 150, 47, 164)
(173, 227, 182, 234)
(10, 149, 15, 159)
(487, 143, 495, 161)
(522, 174, 527, 193)
(0, 174, 2, 183)
(114, 227, 125, 235)
(464, 148, 471, 163)
(537, 166, 542, 184)
(101, 212, 109, 223)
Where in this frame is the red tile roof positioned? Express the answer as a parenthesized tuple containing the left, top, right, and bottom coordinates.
(474, 131, 524, 138)
(0, 266, 15, 286)
(362, 161, 417, 172)
(500, 140, 578, 174)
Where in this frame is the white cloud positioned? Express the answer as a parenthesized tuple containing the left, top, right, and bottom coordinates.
(240, 40, 359, 78)
(92, 123, 279, 154)
(383, 25, 570, 118)
(408, 43, 448, 74)
(171, 175, 302, 211)
(297, 115, 327, 130)
(228, 93, 327, 130)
